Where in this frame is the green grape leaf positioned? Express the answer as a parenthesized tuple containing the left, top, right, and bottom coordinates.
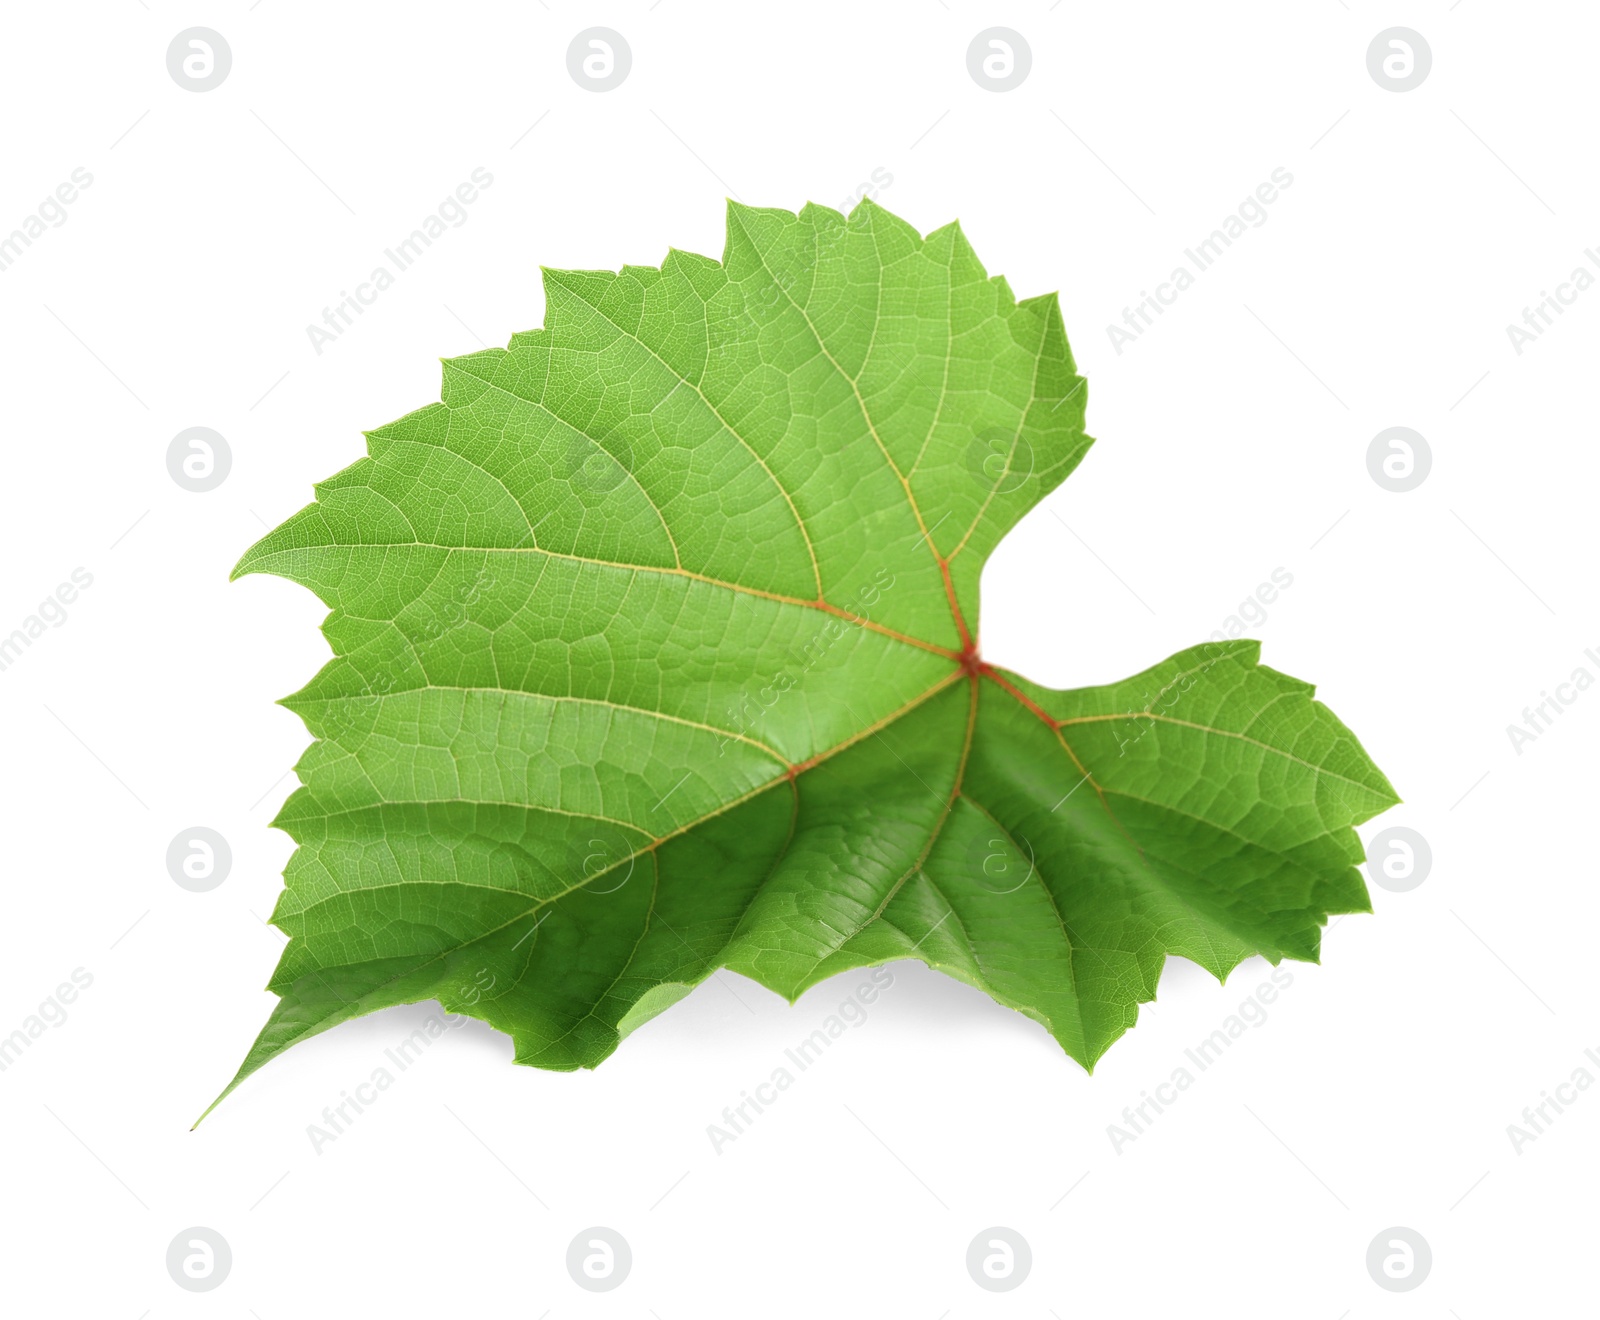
(204, 199, 1396, 1121)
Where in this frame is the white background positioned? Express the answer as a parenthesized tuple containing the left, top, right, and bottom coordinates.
(0, 2, 1594, 1315)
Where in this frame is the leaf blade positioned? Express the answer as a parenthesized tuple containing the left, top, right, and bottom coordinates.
(206, 200, 1394, 1119)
